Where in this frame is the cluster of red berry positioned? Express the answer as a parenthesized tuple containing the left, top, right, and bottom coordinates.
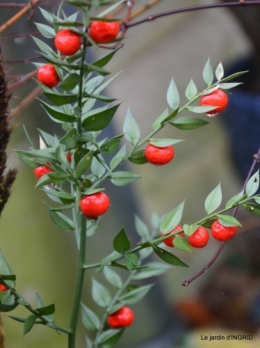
(160, 220, 238, 249)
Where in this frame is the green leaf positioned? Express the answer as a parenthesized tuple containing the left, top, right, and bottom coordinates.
(185, 79, 197, 100)
(35, 171, 69, 188)
(100, 135, 123, 155)
(92, 279, 111, 307)
(149, 138, 183, 147)
(31, 36, 54, 55)
(167, 78, 179, 111)
(16, 148, 56, 162)
(160, 201, 184, 235)
(36, 304, 55, 315)
(243, 203, 260, 216)
(135, 215, 150, 241)
(95, 72, 121, 94)
(97, 329, 124, 346)
(215, 62, 224, 81)
(23, 315, 36, 335)
(0, 250, 16, 288)
(118, 284, 153, 304)
(152, 244, 189, 267)
(84, 62, 110, 76)
(171, 116, 209, 130)
(219, 82, 242, 90)
(203, 58, 213, 86)
(128, 150, 147, 165)
(132, 262, 172, 280)
(183, 223, 199, 236)
(125, 253, 139, 270)
(113, 227, 130, 254)
(103, 267, 122, 288)
(82, 104, 120, 131)
(219, 70, 248, 83)
(205, 183, 222, 215)
(38, 7, 55, 23)
(217, 214, 242, 227)
(91, 156, 106, 179)
(43, 92, 78, 106)
(60, 128, 79, 149)
(75, 151, 94, 178)
(110, 171, 141, 186)
(225, 191, 245, 209)
(48, 210, 74, 231)
(110, 144, 126, 169)
(59, 73, 80, 91)
(152, 109, 169, 131)
(34, 23, 55, 38)
(38, 129, 56, 147)
(245, 171, 259, 197)
(123, 109, 140, 146)
(81, 303, 100, 331)
(91, 47, 120, 68)
(186, 105, 217, 114)
(173, 235, 192, 252)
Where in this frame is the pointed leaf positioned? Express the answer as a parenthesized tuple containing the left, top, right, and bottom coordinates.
(81, 303, 100, 330)
(43, 92, 78, 106)
(91, 47, 120, 68)
(203, 58, 213, 86)
(167, 78, 180, 110)
(23, 315, 36, 335)
(75, 151, 94, 178)
(173, 235, 192, 252)
(113, 227, 130, 254)
(152, 244, 188, 267)
(92, 279, 111, 307)
(97, 329, 124, 346)
(128, 150, 147, 165)
(100, 134, 123, 155)
(123, 109, 140, 146)
(183, 223, 199, 236)
(185, 79, 197, 100)
(82, 104, 120, 131)
(225, 191, 245, 209)
(110, 144, 126, 169)
(135, 215, 150, 241)
(243, 203, 260, 216)
(217, 214, 242, 227)
(103, 267, 122, 288)
(59, 73, 80, 91)
(118, 284, 153, 304)
(171, 116, 209, 130)
(149, 138, 183, 147)
(245, 171, 259, 197)
(48, 210, 74, 231)
(36, 304, 55, 315)
(132, 262, 172, 280)
(215, 62, 224, 81)
(160, 201, 184, 235)
(110, 171, 141, 186)
(186, 105, 217, 114)
(205, 183, 222, 215)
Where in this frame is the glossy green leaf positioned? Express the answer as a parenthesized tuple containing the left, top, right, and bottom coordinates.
(59, 73, 80, 91)
(38, 52, 80, 69)
(219, 82, 242, 89)
(38, 129, 56, 147)
(81, 303, 100, 331)
(103, 267, 122, 288)
(34, 23, 55, 38)
(100, 134, 123, 155)
(82, 104, 120, 131)
(152, 244, 189, 267)
(91, 47, 120, 68)
(128, 150, 147, 165)
(16, 148, 56, 162)
(215, 62, 224, 81)
(225, 191, 245, 209)
(43, 92, 78, 106)
(185, 79, 197, 100)
(110, 144, 126, 169)
(36, 304, 55, 315)
(183, 223, 199, 236)
(173, 235, 192, 252)
(84, 62, 110, 76)
(92, 279, 111, 307)
(220, 70, 248, 83)
(186, 105, 217, 114)
(95, 72, 121, 94)
(60, 128, 79, 149)
(243, 203, 260, 216)
(152, 109, 169, 131)
(113, 227, 130, 254)
(171, 116, 209, 130)
(123, 109, 140, 146)
(110, 171, 141, 186)
(245, 171, 259, 197)
(118, 284, 153, 304)
(32, 36, 54, 55)
(160, 201, 184, 235)
(42, 189, 75, 202)
(167, 78, 180, 111)
(35, 171, 69, 188)
(97, 329, 124, 346)
(23, 315, 36, 335)
(135, 215, 150, 241)
(38, 7, 55, 23)
(217, 214, 242, 227)
(149, 138, 183, 147)
(203, 58, 213, 86)
(205, 183, 222, 215)
(75, 151, 94, 178)
(48, 210, 74, 231)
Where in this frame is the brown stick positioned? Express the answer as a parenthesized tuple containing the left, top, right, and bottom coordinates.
(7, 69, 37, 91)
(0, 0, 41, 34)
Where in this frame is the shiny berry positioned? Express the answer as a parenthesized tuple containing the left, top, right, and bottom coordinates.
(200, 89, 228, 115)
(144, 144, 174, 166)
(160, 224, 184, 247)
(188, 226, 209, 248)
(107, 306, 134, 329)
(54, 29, 81, 56)
(89, 20, 120, 43)
(80, 192, 110, 219)
(67, 153, 72, 162)
(0, 284, 7, 292)
(211, 220, 238, 242)
(37, 64, 60, 88)
(34, 166, 53, 179)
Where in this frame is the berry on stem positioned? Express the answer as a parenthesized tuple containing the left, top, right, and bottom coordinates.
(37, 64, 60, 88)
(80, 192, 110, 219)
(211, 220, 238, 242)
(0, 284, 7, 292)
(200, 89, 228, 116)
(54, 29, 81, 56)
(144, 143, 174, 166)
(34, 166, 53, 179)
(89, 20, 120, 43)
(187, 226, 209, 248)
(107, 306, 134, 329)
(160, 224, 184, 247)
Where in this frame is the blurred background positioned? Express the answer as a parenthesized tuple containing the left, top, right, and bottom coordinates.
(1, 0, 260, 347)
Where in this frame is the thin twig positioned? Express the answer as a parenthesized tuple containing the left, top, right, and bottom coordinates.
(182, 147, 260, 287)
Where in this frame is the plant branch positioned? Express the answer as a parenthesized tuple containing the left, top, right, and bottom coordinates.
(182, 147, 260, 287)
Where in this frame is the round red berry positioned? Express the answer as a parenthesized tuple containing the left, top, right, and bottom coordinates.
(144, 144, 174, 166)
(80, 192, 110, 219)
(107, 306, 134, 329)
(37, 64, 60, 88)
(200, 89, 228, 115)
(67, 153, 72, 162)
(89, 20, 120, 44)
(160, 224, 184, 247)
(0, 284, 7, 292)
(211, 220, 238, 242)
(54, 29, 81, 56)
(187, 226, 209, 248)
(34, 166, 53, 179)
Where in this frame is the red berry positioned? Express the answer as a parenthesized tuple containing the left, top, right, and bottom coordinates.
(200, 89, 228, 115)
(160, 224, 183, 247)
(37, 64, 60, 88)
(89, 20, 120, 44)
(54, 29, 81, 56)
(107, 306, 134, 329)
(187, 226, 209, 248)
(80, 192, 110, 219)
(34, 166, 53, 179)
(0, 284, 7, 292)
(211, 220, 238, 242)
(67, 153, 72, 162)
(144, 144, 174, 166)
